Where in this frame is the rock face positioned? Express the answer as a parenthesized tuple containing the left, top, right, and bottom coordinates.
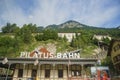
(20, 43, 56, 58)
(46, 20, 89, 29)
(33, 43, 56, 55)
(58, 20, 86, 28)
(46, 43, 56, 54)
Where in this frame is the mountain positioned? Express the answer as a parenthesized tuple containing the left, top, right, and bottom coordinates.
(58, 20, 89, 28)
(46, 20, 90, 29)
(117, 26, 120, 29)
(46, 24, 58, 29)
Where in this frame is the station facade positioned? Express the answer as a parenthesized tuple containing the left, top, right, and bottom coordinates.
(0, 48, 98, 80)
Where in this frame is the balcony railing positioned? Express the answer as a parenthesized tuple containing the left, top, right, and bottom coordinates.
(0, 77, 97, 80)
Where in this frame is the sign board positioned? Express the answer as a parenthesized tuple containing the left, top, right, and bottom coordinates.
(20, 47, 80, 58)
(91, 66, 110, 79)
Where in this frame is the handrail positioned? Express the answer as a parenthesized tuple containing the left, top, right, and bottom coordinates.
(0, 76, 97, 80)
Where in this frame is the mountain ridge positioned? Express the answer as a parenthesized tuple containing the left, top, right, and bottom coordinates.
(46, 20, 93, 29)
(117, 26, 120, 29)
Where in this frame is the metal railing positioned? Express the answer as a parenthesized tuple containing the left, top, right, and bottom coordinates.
(0, 77, 97, 80)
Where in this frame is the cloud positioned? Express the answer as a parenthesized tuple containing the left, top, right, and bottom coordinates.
(0, 0, 28, 27)
(0, 0, 120, 28)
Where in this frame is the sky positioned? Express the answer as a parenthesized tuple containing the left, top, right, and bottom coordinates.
(0, 0, 120, 28)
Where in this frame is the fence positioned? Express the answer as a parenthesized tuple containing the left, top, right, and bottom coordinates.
(0, 77, 98, 80)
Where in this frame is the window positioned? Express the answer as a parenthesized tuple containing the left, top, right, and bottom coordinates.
(71, 70, 80, 76)
(58, 69, 63, 78)
(31, 69, 37, 77)
(45, 69, 50, 78)
(18, 69, 23, 77)
(71, 65, 81, 76)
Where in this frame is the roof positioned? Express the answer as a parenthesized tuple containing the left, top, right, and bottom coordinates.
(0, 58, 98, 68)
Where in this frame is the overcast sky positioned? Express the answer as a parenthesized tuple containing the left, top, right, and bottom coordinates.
(0, 0, 120, 28)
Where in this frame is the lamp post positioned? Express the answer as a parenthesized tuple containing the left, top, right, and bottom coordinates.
(34, 58, 39, 80)
(23, 63, 26, 80)
(2, 57, 11, 80)
(53, 64, 55, 80)
(5, 63, 11, 80)
(68, 57, 71, 80)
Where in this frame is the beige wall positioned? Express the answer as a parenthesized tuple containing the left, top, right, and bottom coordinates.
(93, 35, 111, 41)
(13, 64, 82, 80)
(58, 33, 80, 42)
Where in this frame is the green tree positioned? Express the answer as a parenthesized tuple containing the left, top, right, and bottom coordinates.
(0, 36, 19, 57)
(43, 29, 58, 40)
(35, 34, 43, 41)
(101, 56, 116, 76)
(27, 23, 37, 33)
(102, 37, 110, 45)
(35, 29, 58, 41)
(63, 35, 68, 42)
(16, 25, 33, 44)
(2, 23, 19, 33)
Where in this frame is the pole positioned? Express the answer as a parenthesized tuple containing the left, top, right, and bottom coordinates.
(68, 58, 70, 80)
(23, 63, 26, 80)
(68, 63, 69, 80)
(5, 63, 11, 80)
(81, 64, 84, 78)
(39, 64, 41, 80)
(53, 64, 55, 80)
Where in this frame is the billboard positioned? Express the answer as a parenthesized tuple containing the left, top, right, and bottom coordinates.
(91, 66, 111, 79)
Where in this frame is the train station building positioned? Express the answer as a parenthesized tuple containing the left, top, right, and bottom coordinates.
(0, 48, 98, 80)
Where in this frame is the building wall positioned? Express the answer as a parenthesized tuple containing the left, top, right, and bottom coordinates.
(13, 64, 82, 80)
(110, 40, 120, 73)
(93, 35, 111, 41)
(58, 33, 80, 42)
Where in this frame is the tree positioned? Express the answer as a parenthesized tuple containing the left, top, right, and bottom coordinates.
(63, 35, 68, 42)
(2, 23, 19, 33)
(16, 25, 33, 44)
(43, 29, 58, 40)
(0, 36, 19, 57)
(35, 34, 43, 41)
(27, 23, 37, 33)
(101, 56, 116, 76)
(35, 29, 58, 41)
(102, 37, 110, 45)
(92, 38, 99, 45)
(70, 36, 80, 48)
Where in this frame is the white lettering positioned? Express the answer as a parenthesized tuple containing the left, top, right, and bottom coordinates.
(20, 51, 80, 58)
(69, 53, 74, 58)
(57, 53, 62, 58)
(74, 53, 80, 58)
(50, 53, 54, 58)
(62, 53, 68, 58)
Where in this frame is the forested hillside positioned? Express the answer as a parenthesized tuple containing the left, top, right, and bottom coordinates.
(0, 20, 120, 57)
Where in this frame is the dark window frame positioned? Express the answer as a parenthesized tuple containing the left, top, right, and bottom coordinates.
(71, 65, 81, 76)
(18, 69, 23, 77)
(58, 69, 63, 78)
(31, 69, 37, 78)
(45, 69, 50, 78)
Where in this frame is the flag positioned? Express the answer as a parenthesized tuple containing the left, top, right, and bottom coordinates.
(34, 59, 38, 66)
(2, 57, 8, 64)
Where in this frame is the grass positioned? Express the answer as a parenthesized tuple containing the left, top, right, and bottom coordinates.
(80, 45, 98, 58)
(0, 33, 99, 58)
